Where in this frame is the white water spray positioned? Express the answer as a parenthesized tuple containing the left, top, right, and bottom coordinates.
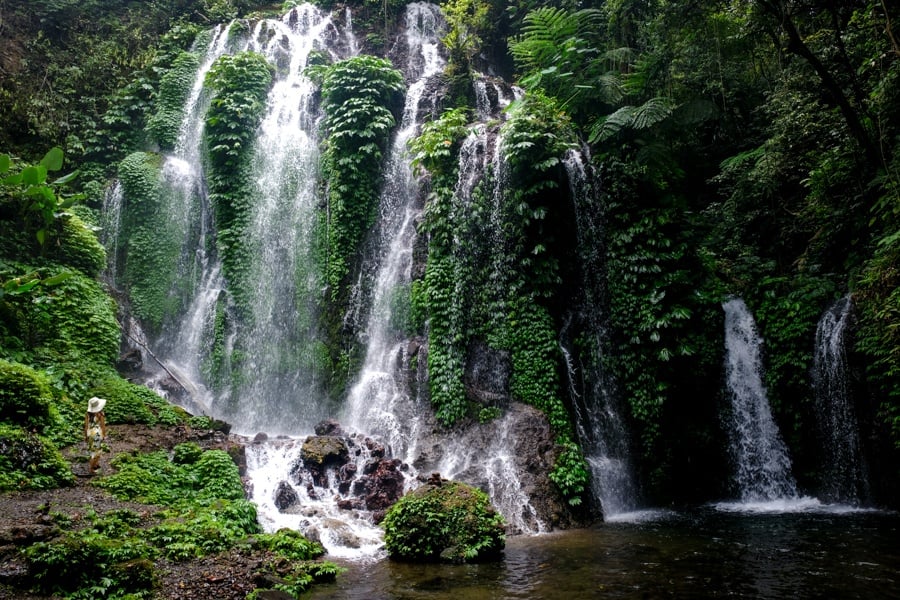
(722, 298, 798, 502)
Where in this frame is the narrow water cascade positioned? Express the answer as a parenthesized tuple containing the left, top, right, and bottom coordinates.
(343, 0, 446, 460)
(99, 179, 124, 284)
(721, 298, 799, 503)
(562, 149, 639, 519)
(813, 296, 868, 504)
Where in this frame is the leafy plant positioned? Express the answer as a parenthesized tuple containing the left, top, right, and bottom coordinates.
(382, 479, 505, 562)
(0, 147, 83, 248)
(204, 51, 274, 316)
(0, 423, 74, 491)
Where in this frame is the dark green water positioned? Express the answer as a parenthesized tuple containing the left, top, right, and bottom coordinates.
(308, 507, 899, 599)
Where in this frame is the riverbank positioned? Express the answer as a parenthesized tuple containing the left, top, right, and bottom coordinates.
(0, 420, 328, 600)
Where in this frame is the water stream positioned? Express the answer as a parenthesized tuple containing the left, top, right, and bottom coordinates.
(721, 298, 798, 504)
(813, 295, 868, 504)
(562, 148, 639, 519)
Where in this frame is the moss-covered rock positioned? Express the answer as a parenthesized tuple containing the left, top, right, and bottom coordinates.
(382, 476, 505, 563)
(300, 435, 349, 467)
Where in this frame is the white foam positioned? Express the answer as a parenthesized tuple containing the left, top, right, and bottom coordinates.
(712, 496, 882, 515)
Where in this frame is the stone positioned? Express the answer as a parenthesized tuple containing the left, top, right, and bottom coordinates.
(273, 481, 299, 511)
(314, 419, 344, 436)
(300, 436, 349, 467)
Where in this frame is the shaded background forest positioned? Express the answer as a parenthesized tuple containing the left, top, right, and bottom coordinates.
(2, 0, 899, 507)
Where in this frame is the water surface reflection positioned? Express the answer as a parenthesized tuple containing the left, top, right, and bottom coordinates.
(308, 508, 899, 599)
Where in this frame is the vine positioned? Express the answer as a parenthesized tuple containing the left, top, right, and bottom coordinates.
(147, 50, 202, 151)
(410, 107, 472, 424)
(203, 50, 274, 317)
(310, 54, 403, 393)
(117, 151, 182, 332)
(312, 55, 403, 301)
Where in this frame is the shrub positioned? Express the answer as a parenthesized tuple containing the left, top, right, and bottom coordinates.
(0, 358, 53, 429)
(382, 478, 505, 563)
(0, 423, 73, 491)
(55, 213, 107, 276)
(97, 445, 246, 505)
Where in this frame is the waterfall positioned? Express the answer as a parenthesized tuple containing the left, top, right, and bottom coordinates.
(813, 296, 868, 504)
(137, 5, 356, 434)
(562, 149, 639, 519)
(226, 6, 346, 434)
(341, 4, 544, 533)
(99, 179, 124, 284)
(722, 298, 798, 502)
(343, 1, 446, 457)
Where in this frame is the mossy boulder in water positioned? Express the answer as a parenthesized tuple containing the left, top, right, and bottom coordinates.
(382, 475, 505, 563)
(300, 436, 349, 468)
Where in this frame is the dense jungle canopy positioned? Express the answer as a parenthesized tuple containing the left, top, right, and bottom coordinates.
(2, 0, 900, 512)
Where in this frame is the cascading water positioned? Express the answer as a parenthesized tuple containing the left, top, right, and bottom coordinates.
(428, 123, 546, 534)
(813, 295, 868, 505)
(343, 2, 445, 459)
(143, 5, 354, 433)
(244, 2, 447, 558)
(99, 179, 124, 285)
(721, 298, 798, 503)
(341, 4, 545, 534)
(561, 148, 639, 519)
(228, 7, 348, 434)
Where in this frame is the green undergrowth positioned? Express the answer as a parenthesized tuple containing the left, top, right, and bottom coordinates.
(22, 443, 336, 599)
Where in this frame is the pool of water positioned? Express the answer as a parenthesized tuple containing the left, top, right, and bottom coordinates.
(307, 506, 899, 599)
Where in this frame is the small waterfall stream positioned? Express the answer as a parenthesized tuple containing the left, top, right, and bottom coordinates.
(813, 296, 868, 504)
(562, 149, 639, 519)
(721, 298, 799, 503)
(343, 2, 445, 458)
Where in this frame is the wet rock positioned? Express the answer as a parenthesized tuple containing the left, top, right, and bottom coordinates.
(300, 436, 349, 467)
(313, 419, 344, 436)
(463, 339, 510, 407)
(252, 432, 269, 444)
(364, 438, 385, 458)
(273, 481, 299, 511)
(321, 518, 361, 548)
(358, 458, 405, 514)
(116, 348, 142, 372)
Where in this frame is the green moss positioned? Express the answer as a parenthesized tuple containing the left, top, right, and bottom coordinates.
(0, 423, 73, 491)
(382, 479, 505, 563)
(0, 263, 119, 368)
(90, 375, 183, 426)
(203, 51, 274, 316)
(118, 151, 184, 331)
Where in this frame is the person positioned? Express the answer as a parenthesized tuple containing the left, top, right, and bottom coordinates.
(84, 396, 108, 475)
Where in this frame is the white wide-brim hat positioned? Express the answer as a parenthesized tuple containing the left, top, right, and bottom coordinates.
(87, 396, 107, 413)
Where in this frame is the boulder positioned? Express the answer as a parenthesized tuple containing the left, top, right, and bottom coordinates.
(300, 436, 349, 468)
(274, 481, 299, 511)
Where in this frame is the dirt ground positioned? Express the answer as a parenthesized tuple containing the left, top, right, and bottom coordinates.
(0, 422, 275, 600)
